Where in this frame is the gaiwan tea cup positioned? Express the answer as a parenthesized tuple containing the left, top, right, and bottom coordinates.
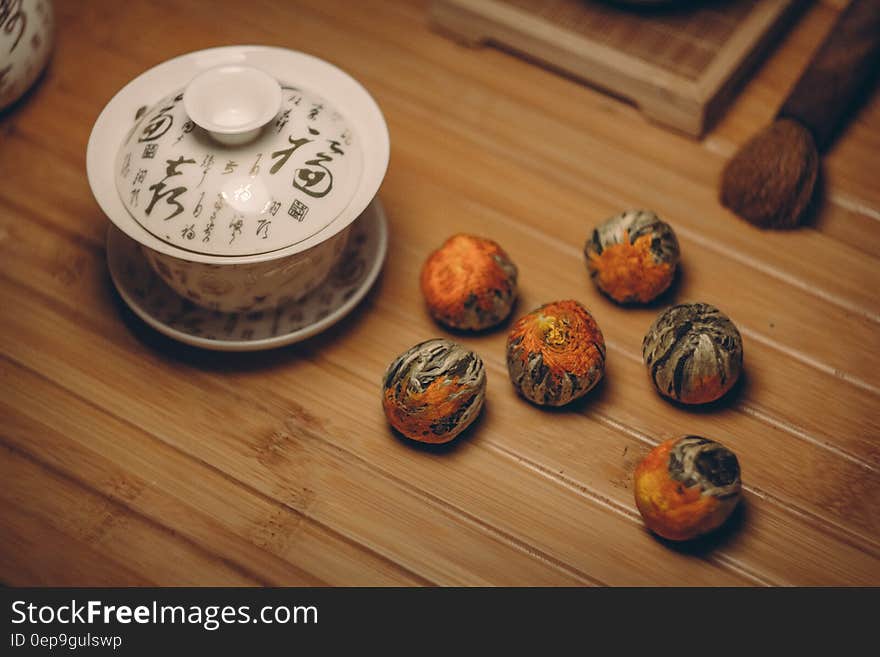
(87, 46, 389, 313)
(0, 0, 54, 110)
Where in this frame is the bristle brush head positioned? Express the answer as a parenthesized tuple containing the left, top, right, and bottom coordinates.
(719, 118, 818, 229)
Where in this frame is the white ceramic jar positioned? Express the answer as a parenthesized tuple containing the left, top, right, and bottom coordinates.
(87, 46, 389, 313)
(0, 0, 53, 110)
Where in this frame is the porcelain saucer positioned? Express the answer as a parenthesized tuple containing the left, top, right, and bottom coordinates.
(107, 199, 387, 351)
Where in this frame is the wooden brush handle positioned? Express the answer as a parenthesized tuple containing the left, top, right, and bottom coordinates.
(778, 0, 880, 152)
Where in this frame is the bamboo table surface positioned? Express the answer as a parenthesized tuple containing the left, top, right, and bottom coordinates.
(1, 0, 878, 586)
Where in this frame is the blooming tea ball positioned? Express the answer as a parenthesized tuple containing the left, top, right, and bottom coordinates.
(642, 302, 743, 405)
(506, 300, 605, 406)
(382, 338, 486, 444)
(421, 234, 518, 330)
(634, 436, 742, 541)
(584, 209, 680, 304)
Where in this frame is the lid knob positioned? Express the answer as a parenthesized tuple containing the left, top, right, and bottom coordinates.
(183, 65, 282, 146)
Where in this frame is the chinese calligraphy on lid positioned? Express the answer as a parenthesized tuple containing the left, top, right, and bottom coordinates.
(114, 81, 363, 257)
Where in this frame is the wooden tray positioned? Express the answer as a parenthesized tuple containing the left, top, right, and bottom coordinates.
(429, 0, 800, 136)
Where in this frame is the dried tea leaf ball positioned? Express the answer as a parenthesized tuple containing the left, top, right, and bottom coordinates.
(584, 209, 680, 304)
(634, 436, 742, 541)
(382, 338, 486, 444)
(421, 234, 518, 330)
(506, 300, 606, 406)
(642, 302, 743, 405)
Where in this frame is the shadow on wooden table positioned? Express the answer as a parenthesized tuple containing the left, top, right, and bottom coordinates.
(595, 0, 734, 16)
(389, 402, 488, 456)
(649, 499, 750, 557)
(429, 296, 522, 337)
(596, 263, 685, 311)
(106, 265, 388, 374)
(516, 374, 611, 417)
(658, 369, 750, 415)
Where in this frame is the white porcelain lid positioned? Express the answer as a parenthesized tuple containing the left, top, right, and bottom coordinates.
(114, 64, 363, 257)
(88, 46, 389, 265)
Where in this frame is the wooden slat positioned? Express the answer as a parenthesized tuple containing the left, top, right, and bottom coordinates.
(0, 222, 878, 583)
(380, 163, 880, 457)
(0, 0, 877, 586)
(11, 115, 880, 393)
(353, 239, 880, 541)
(309, 0, 880, 269)
(4, 197, 878, 512)
(9, 0, 879, 295)
(0, 445, 259, 586)
(3, 195, 877, 541)
(1, 354, 587, 587)
(0, 505, 151, 587)
(1, 281, 757, 585)
(1, 359, 427, 587)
